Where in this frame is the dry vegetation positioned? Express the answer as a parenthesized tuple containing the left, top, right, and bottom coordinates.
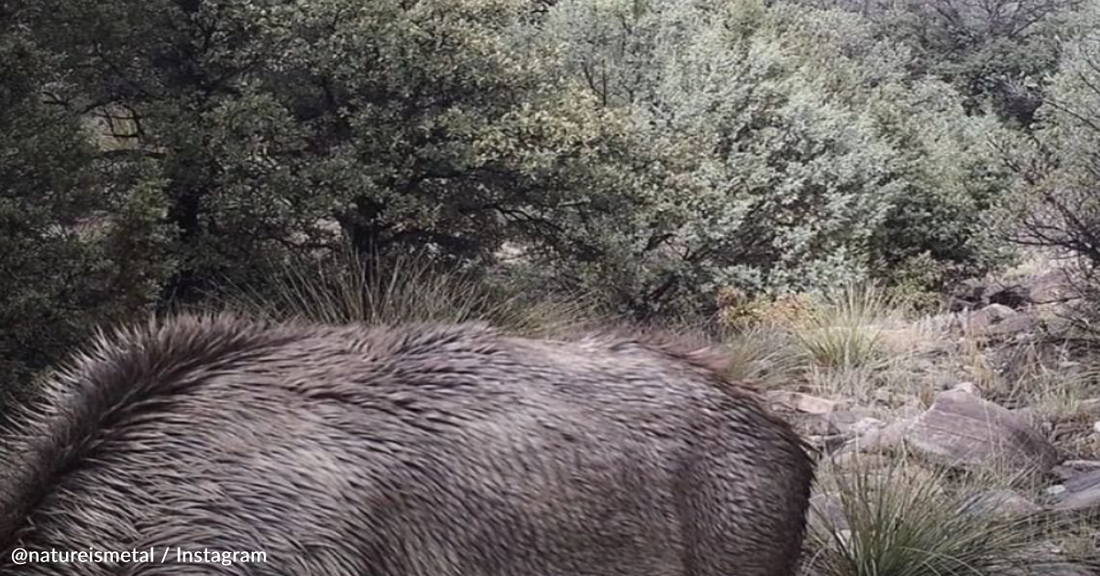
(713, 255, 1100, 575)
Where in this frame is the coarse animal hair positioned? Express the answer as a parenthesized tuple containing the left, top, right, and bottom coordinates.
(0, 313, 815, 575)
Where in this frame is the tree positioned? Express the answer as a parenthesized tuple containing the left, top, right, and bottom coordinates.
(0, 0, 173, 400)
(518, 0, 1013, 317)
(1003, 10, 1100, 326)
(791, 0, 1085, 128)
(27, 0, 645, 304)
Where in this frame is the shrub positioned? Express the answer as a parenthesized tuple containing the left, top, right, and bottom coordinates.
(1006, 14, 1100, 335)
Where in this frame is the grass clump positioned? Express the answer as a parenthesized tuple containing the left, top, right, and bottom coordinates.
(715, 322, 807, 390)
(788, 281, 905, 372)
(219, 243, 592, 337)
(714, 281, 925, 394)
(804, 458, 1080, 576)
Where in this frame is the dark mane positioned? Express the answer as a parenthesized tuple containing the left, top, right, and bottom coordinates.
(0, 313, 301, 546)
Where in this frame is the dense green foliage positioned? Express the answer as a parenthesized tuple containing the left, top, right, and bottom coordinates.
(1004, 3, 1100, 327)
(0, 0, 174, 404)
(795, 0, 1084, 127)
(2, 0, 1096, 391)
(529, 0, 1018, 310)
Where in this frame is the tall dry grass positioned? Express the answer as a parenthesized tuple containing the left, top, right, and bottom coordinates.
(805, 457, 1086, 576)
(218, 244, 594, 337)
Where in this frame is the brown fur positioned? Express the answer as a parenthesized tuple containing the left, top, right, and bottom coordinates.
(0, 313, 815, 575)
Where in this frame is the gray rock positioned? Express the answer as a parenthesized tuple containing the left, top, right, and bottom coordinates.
(1052, 468, 1100, 512)
(807, 433, 849, 454)
(1061, 459, 1100, 471)
(837, 417, 913, 455)
(1012, 562, 1099, 576)
(795, 414, 839, 437)
(1026, 268, 1076, 305)
(970, 302, 1018, 326)
(828, 452, 891, 470)
(966, 304, 1042, 339)
(825, 410, 883, 435)
(950, 269, 1074, 312)
(961, 489, 1041, 516)
(906, 388, 1061, 474)
(951, 381, 980, 396)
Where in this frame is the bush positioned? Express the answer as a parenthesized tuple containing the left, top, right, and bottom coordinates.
(519, 0, 1015, 318)
(1006, 15, 1100, 333)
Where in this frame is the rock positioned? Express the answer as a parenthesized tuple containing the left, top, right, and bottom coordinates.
(966, 304, 1044, 340)
(828, 452, 891, 469)
(1005, 560, 1100, 576)
(788, 412, 839, 437)
(961, 489, 1041, 516)
(837, 417, 913, 455)
(1049, 460, 1100, 484)
(766, 391, 842, 414)
(825, 410, 883, 435)
(846, 417, 885, 437)
(949, 279, 1029, 311)
(1051, 468, 1073, 482)
(1033, 565, 1099, 576)
(806, 433, 848, 454)
(790, 411, 884, 449)
(948, 270, 1074, 312)
(1026, 268, 1075, 305)
(825, 462, 945, 503)
(1061, 459, 1100, 471)
(972, 303, 1018, 324)
(951, 381, 980, 397)
(1006, 552, 1100, 576)
(984, 313, 1043, 339)
(948, 281, 989, 311)
(1052, 468, 1100, 511)
(905, 388, 1061, 474)
(867, 464, 945, 497)
(870, 388, 923, 410)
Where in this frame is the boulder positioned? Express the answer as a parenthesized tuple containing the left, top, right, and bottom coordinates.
(837, 417, 913, 455)
(965, 303, 1017, 333)
(828, 452, 892, 470)
(963, 303, 1045, 341)
(1030, 565, 1100, 576)
(824, 410, 883, 435)
(1051, 468, 1100, 512)
(947, 268, 1076, 311)
(905, 388, 1061, 474)
(951, 381, 980, 397)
